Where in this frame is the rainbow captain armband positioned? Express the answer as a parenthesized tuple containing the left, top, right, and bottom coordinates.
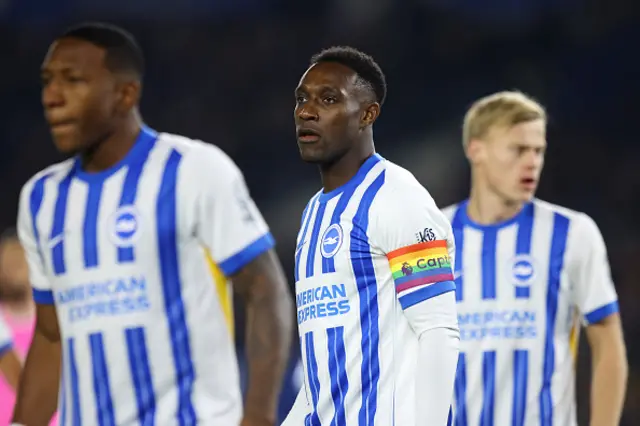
(386, 239, 456, 309)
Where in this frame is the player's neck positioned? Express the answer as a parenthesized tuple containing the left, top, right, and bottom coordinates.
(320, 139, 375, 193)
(467, 185, 524, 225)
(80, 112, 143, 173)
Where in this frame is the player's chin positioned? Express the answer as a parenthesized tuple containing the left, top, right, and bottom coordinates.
(516, 188, 537, 202)
(298, 144, 327, 164)
(52, 134, 81, 156)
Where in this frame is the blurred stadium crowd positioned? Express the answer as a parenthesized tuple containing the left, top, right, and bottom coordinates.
(0, 1, 638, 424)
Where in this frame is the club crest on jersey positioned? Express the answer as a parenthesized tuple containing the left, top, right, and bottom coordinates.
(320, 224, 343, 258)
(109, 206, 141, 247)
(509, 254, 538, 286)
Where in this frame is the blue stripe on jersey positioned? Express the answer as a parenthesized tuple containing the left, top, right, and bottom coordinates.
(398, 280, 456, 309)
(515, 203, 535, 299)
(539, 212, 570, 426)
(157, 149, 197, 425)
(512, 350, 528, 426)
(305, 201, 327, 278)
(305, 332, 321, 426)
(90, 333, 116, 426)
(448, 407, 452, 426)
(126, 327, 156, 425)
(296, 193, 320, 282)
(584, 300, 619, 324)
(351, 171, 385, 426)
(451, 205, 465, 302)
(67, 337, 82, 426)
(327, 326, 349, 426)
(59, 350, 67, 426)
(29, 174, 54, 303)
(481, 229, 497, 300)
(83, 181, 104, 268)
(322, 155, 381, 274)
(480, 350, 496, 426)
(50, 171, 74, 275)
(454, 353, 468, 426)
(29, 173, 49, 261)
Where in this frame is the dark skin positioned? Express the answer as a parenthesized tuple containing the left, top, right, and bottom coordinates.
(15, 37, 293, 426)
(294, 61, 381, 190)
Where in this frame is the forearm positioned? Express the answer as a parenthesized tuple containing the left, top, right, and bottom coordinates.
(589, 347, 627, 426)
(416, 326, 459, 425)
(280, 387, 310, 426)
(12, 330, 61, 425)
(244, 290, 294, 421)
(0, 349, 22, 390)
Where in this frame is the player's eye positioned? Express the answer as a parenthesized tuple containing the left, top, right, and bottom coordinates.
(323, 96, 337, 104)
(66, 76, 84, 83)
(295, 95, 306, 104)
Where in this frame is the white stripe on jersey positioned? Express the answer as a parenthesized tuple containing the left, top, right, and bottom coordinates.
(18, 127, 274, 426)
(442, 199, 618, 426)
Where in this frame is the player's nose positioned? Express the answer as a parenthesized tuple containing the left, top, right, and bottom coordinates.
(42, 81, 66, 110)
(297, 103, 319, 121)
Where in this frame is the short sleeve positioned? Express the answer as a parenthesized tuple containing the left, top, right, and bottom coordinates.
(193, 145, 275, 276)
(17, 177, 53, 304)
(568, 214, 618, 325)
(0, 317, 13, 356)
(373, 185, 456, 311)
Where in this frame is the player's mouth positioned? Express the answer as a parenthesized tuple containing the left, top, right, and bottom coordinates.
(297, 128, 321, 143)
(520, 177, 537, 190)
(49, 119, 77, 133)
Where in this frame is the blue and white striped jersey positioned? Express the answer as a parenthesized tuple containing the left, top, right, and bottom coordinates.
(442, 199, 619, 426)
(293, 154, 458, 426)
(17, 127, 274, 425)
(0, 316, 12, 356)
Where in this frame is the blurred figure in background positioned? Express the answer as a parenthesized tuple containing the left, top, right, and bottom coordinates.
(443, 91, 628, 426)
(0, 229, 58, 426)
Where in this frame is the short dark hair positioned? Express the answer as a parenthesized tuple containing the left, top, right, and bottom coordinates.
(310, 46, 387, 105)
(60, 22, 144, 78)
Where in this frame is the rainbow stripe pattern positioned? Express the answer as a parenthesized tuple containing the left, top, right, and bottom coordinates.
(386, 239, 456, 309)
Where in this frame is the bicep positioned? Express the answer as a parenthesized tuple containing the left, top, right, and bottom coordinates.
(230, 248, 288, 301)
(585, 312, 625, 353)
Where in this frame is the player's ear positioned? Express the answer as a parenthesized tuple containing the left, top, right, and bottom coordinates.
(361, 102, 380, 128)
(116, 80, 141, 113)
(465, 138, 484, 164)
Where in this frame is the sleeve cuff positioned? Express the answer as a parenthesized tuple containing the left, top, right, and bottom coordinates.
(0, 341, 13, 357)
(399, 280, 456, 310)
(584, 301, 619, 324)
(33, 288, 55, 305)
(219, 233, 275, 276)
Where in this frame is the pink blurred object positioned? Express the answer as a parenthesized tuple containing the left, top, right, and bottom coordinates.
(0, 310, 58, 426)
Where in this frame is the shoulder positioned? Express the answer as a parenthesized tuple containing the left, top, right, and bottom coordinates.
(19, 160, 75, 209)
(369, 159, 451, 240)
(373, 160, 435, 209)
(440, 202, 463, 223)
(154, 133, 243, 196)
(156, 132, 240, 174)
(531, 198, 595, 232)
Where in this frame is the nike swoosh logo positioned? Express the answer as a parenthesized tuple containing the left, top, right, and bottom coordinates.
(47, 233, 65, 249)
(295, 240, 308, 256)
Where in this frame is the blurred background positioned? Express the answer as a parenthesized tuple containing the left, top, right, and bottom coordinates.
(1, 0, 639, 424)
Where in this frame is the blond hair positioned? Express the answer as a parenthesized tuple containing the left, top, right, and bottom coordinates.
(462, 91, 546, 149)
